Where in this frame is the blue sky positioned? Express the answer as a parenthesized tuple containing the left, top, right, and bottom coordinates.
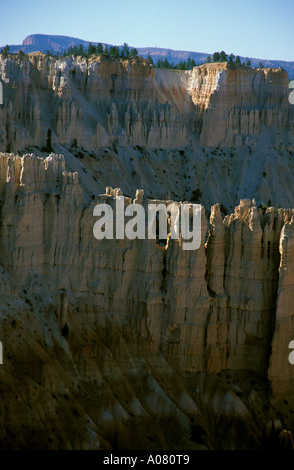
(1, 0, 294, 61)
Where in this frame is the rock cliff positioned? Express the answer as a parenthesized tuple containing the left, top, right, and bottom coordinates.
(1, 53, 294, 211)
(0, 54, 293, 151)
(0, 153, 293, 449)
(0, 53, 294, 450)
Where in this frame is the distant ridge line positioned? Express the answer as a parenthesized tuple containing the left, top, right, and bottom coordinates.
(1, 33, 294, 78)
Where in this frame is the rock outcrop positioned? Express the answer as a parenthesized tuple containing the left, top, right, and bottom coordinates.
(0, 153, 294, 449)
(0, 54, 293, 152)
(189, 63, 291, 146)
(268, 216, 294, 403)
(1, 53, 294, 213)
(0, 52, 294, 450)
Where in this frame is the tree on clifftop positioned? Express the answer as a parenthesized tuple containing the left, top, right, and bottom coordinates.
(97, 43, 104, 54)
(147, 55, 154, 65)
(88, 42, 96, 54)
(122, 42, 130, 58)
(1, 45, 10, 58)
(130, 48, 138, 58)
(212, 52, 220, 62)
(190, 58, 196, 68)
(219, 51, 227, 62)
(109, 45, 120, 57)
(17, 50, 26, 59)
(235, 55, 241, 66)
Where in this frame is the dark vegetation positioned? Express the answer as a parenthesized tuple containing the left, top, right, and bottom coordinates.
(62, 42, 200, 70)
(1, 44, 266, 70)
(205, 50, 265, 68)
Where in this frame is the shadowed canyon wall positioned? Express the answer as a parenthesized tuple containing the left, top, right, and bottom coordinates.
(0, 53, 294, 449)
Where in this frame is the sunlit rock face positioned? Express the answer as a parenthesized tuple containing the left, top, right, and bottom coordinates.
(0, 54, 292, 151)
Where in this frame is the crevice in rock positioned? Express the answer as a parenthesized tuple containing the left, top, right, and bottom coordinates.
(265, 238, 281, 374)
(204, 225, 214, 299)
(160, 251, 167, 293)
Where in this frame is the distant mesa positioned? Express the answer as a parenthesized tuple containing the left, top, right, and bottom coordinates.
(21, 34, 94, 54)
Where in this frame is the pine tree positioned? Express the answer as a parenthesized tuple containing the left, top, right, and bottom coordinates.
(88, 42, 95, 55)
(177, 61, 188, 70)
(147, 55, 154, 65)
(228, 53, 235, 64)
(1, 45, 10, 59)
(97, 43, 104, 54)
(123, 42, 130, 58)
(130, 48, 138, 58)
(68, 47, 72, 57)
(220, 51, 227, 62)
(245, 59, 251, 67)
(206, 55, 212, 63)
(109, 46, 119, 57)
(212, 52, 220, 62)
(235, 55, 241, 66)
(163, 57, 171, 68)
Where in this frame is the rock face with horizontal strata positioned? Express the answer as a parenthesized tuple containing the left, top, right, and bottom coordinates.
(0, 54, 292, 152)
(190, 63, 291, 146)
(0, 152, 294, 449)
